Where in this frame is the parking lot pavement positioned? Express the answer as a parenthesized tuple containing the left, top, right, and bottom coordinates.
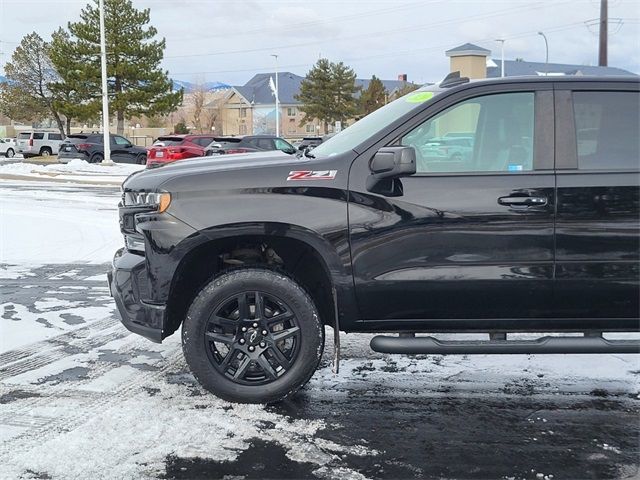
(1, 263, 638, 480)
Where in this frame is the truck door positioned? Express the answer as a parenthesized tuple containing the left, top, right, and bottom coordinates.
(347, 85, 556, 330)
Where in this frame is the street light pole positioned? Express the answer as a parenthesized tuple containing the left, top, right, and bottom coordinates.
(495, 39, 505, 77)
(99, 0, 112, 164)
(538, 31, 549, 76)
(271, 54, 279, 137)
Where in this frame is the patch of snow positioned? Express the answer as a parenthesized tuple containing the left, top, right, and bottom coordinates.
(0, 264, 40, 279)
(0, 184, 123, 265)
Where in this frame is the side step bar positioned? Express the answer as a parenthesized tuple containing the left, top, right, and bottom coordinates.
(370, 335, 640, 355)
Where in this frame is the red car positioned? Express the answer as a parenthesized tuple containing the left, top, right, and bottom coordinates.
(146, 135, 215, 168)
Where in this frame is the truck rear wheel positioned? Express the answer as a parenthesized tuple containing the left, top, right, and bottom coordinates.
(182, 268, 324, 404)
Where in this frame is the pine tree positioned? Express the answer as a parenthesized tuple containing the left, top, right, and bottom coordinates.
(50, 0, 183, 135)
(0, 33, 66, 135)
(49, 28, 100, 134)
(296, 58, 358, 134)
(359, 75, 387, 116)
(391, 82, 420, 100)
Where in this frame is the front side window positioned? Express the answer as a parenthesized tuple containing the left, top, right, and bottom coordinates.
(573, 91, 639, 170)
(113, 136, 131, 145)
(401, 92, 535, 173)
(275, 138, 294, 151)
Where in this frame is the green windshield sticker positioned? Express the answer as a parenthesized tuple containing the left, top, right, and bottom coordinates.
(405, 91, 434, 103)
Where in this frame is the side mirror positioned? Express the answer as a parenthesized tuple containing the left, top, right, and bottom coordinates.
(369, 146, 416, 179)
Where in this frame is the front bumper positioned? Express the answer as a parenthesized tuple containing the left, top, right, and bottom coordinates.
(108, 248, 165, 343)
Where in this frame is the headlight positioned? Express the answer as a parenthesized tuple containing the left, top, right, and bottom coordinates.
(122, 191, 171, 213)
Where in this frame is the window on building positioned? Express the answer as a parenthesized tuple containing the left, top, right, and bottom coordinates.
(573, 91, 639, 171)
(305, 124, 316, 133)
(401, 92, 535, 174)
(239, 108, 247, 118)
(239, 124, 247, 135)
(287, 107, 296, 116)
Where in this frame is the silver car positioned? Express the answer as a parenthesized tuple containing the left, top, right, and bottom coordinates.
(17, 131, 64, 158)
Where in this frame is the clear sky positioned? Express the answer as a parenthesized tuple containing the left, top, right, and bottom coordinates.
(1, 0, 638, 85)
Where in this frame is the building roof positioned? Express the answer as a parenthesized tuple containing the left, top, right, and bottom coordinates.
(233, 72, 422, 106)
(233, 72, 305, 105)
(486, 59, 637, 78)
(446, 43, 491, 57)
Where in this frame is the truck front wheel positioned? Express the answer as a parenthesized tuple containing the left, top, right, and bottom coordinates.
(182, 268, 324, 404)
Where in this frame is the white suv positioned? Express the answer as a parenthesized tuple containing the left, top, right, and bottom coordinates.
(0, 138, 16, 158)
(17, 131, 64, 158)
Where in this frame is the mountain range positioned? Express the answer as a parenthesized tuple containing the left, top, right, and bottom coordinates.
(0, 75, 231, 93)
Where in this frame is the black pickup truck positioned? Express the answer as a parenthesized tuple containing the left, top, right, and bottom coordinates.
(109, 75, 640, 403)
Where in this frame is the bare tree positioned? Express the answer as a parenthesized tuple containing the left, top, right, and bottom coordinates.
(191, 84, 207, 133)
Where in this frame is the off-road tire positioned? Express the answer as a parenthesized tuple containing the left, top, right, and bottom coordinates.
(182, 268, 324, 404)
(40, 147, 52, 157)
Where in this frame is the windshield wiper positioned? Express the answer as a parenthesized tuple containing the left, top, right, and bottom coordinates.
(304, 149, 315, 159)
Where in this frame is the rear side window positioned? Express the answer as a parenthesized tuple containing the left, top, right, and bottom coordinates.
(192, 137, 214, 146)
(257, 139, 273, 150)
(155, 137, 185, 146)
(48, 133, 63, 141)
(573, 91, 639, 170)
(33, 133, 44, 140)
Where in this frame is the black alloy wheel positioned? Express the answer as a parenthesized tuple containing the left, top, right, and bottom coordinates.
(182, 268, 324, 403)
(205, 291, 301, 385)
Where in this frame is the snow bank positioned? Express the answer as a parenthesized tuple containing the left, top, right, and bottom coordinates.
(0, 159, 144, 184)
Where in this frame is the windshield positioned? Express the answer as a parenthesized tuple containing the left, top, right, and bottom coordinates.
(310, 87, 440, 158)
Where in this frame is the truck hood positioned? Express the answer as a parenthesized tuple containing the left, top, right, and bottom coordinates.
(124, 151, 309, 191)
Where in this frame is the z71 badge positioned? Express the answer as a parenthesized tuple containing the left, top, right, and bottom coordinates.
(287, 170, 337, 181)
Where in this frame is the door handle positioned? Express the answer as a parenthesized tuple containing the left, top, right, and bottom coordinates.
(498, 195, 547, 206)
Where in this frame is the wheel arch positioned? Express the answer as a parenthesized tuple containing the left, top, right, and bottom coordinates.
(163, 222, 355, 339)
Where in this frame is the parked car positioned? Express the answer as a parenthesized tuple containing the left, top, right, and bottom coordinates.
(146, 134, 216, 168)
(58, 133, 148, 164)
(17, 131, 64, 158)
(110, 76, 639, 404)
(418, 136, 475, 171)
(204, 135, 297, 156)
(0, 138, 16, 158)
(296, 136, 323, 151)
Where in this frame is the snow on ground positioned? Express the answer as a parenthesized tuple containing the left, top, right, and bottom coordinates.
(0, 159, 143, 184)
(0, 181, 123, 265)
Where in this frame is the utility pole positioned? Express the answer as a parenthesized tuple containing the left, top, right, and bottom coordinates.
(599, 0, 608, 66)
(99, 0, 112, 164)
(271, 54, 279, 137)
(538, 32, 549, 75)
(495, 39, 505, 77)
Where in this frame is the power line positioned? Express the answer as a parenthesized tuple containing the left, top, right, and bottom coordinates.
(164, 2, 561, 60)
(168, 18, 592, 77)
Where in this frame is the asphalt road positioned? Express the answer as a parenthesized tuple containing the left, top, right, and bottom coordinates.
(1, 263, 638, 480)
